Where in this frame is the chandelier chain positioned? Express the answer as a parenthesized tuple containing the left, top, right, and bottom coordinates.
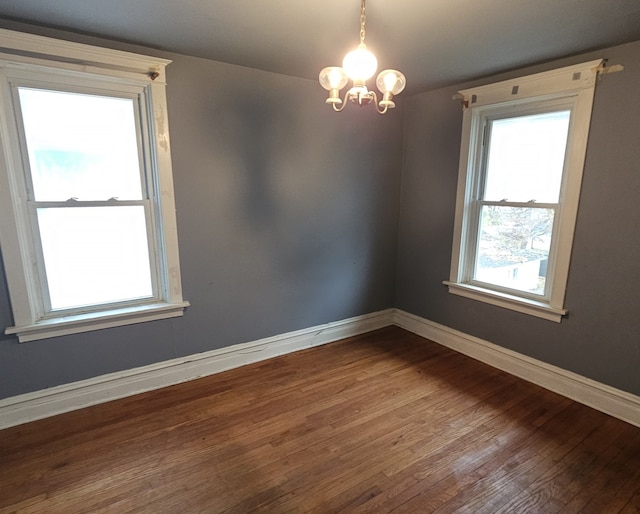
(360, 0, 367, 45)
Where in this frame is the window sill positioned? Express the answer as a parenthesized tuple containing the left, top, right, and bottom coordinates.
(5, 301, 190, 343)
(443, 281, 566, 322)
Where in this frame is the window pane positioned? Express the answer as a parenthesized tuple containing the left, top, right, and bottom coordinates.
(484, 111, 570, 203)
(18, 88, 143, 201)
(474, 205, 554, 295)
(37, 206, 153, 310)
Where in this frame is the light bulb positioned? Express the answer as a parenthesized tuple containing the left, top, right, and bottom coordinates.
(376, 70, 406, 95)
(343, 45, 378, 82)
(319, 67, 349, 91)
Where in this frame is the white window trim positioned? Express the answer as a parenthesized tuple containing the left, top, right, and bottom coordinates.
(446, 60, 602, 323)
(0, 29, 189, 342)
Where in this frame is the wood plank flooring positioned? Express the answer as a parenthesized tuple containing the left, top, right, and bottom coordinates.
(1, 326, 640, 513)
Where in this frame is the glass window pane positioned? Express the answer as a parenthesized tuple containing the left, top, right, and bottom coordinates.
(18, 88, 143, 201)
(37, 206, 153, 310)
(484, 111, 570, 203)
(474, 205, 554, 295)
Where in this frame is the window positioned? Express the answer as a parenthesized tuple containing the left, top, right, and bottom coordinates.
(0, 29, 188, 342)
(446, 60, 602, 322)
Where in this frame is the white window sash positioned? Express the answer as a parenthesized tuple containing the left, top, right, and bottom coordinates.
(466, 201, 559, 302)
(27, 199, 161, 317)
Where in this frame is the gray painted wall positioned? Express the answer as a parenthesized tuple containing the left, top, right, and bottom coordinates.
(0, 30, 404, 398)
(396, 41, 640, 396)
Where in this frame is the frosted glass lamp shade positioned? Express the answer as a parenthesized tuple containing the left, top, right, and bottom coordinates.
(343, 46, 378, 81)
(376, 69, 406, 95)
(319, 67, 349, 91)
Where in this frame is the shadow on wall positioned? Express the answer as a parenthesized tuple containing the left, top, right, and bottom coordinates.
(230, 96, 282, 227)
(183, 77, 395, 334)
(0, 245, 15, 342)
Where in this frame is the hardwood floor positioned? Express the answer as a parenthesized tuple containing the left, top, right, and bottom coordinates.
(1, 326, 639, 513)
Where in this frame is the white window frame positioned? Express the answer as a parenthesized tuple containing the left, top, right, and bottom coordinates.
(445, 60, 602, 322)
(0, 29, 189, 342)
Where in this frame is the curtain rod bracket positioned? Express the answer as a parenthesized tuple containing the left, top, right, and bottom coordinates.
(593, 60, 624, 76)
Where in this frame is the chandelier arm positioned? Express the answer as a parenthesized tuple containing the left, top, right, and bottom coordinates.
(371, 92, 389, 114)
(331, 90, 352, 112)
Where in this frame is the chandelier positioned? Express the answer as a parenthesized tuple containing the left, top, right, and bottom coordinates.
(319, 0, 406, 114)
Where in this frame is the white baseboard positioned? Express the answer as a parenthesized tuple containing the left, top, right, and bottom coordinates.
(393, 309, 640, 428)
(3, 307, 639, 430)
(0, 309, 394, 430)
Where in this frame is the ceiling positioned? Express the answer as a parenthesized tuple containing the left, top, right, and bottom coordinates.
(0, 0, 639, 94)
